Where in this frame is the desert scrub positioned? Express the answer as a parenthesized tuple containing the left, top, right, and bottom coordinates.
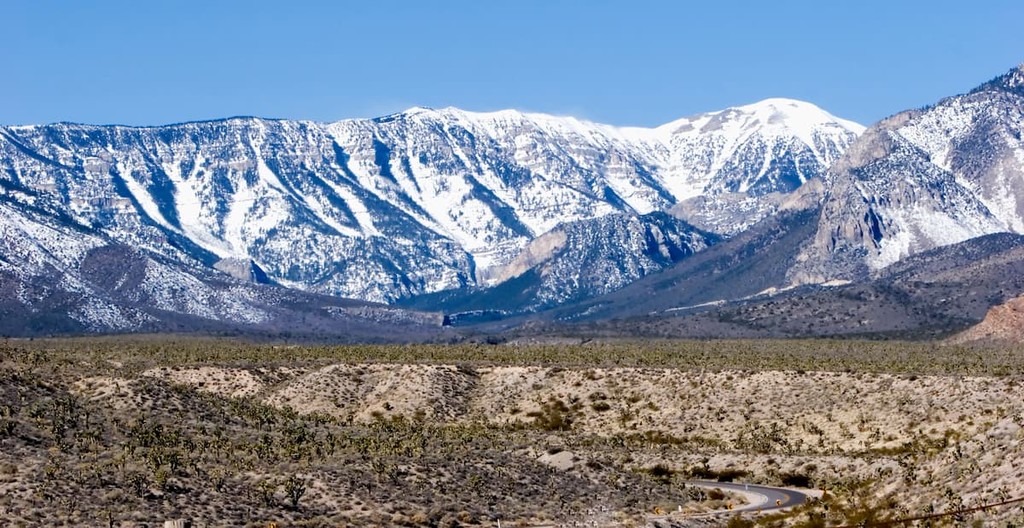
(526, 396, 579, 431)
(5, 368, 698, 525)
(588, 391, 613, 412)
(12, 336, 1024, 376)
(6, 337, 1024, 524)
(733, 421, 795, 454)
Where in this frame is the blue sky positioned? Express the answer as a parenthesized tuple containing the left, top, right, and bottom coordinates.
(2, 0, 1022, 127)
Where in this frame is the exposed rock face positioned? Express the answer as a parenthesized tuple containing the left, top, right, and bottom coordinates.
(793, 65, 1024, 283)
(950, 294, 1024, 344)
(482, 230, 568, 286)
(213, 258, 271, 284)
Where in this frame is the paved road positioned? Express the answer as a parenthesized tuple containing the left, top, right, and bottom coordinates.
(525, 481, 814, 526)
(669, 480, 812, 518)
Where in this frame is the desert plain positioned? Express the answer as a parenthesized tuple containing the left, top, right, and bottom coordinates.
(2, 337, 1023, 527)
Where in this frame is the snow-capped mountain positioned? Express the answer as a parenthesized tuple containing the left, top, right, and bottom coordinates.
(793, 65, 1024, 283)
(662, 99, 863, 235)
(0, 99, 861, 307)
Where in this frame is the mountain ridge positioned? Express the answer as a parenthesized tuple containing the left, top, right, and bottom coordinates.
(1, 98, 861, 307)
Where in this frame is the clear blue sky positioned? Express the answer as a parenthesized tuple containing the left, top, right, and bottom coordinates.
(2, 0, 1022, 127)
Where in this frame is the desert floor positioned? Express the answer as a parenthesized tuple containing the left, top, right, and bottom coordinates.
(2, 337, 1023, 527)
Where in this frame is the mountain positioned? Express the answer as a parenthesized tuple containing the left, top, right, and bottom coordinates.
(0, 100, 862, 309)
(524, 232, 1024, 340)
(8, 61, 1024, 341)
(472, 65, 1024, 340)
(0, 196, 446, 339)
(792, 64, 1024, 283)
(525, 206, 821, 325)
(661, 98, 863, 235)
(398, 212, 719, 318)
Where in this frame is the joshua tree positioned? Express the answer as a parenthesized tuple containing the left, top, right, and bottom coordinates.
(283, 475, 307, 510)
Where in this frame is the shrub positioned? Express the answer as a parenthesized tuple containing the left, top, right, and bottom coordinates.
(686, 465, 749, 482)
(713, 469, 749, 483)
(645, 464, 675, 484)
(526, 397, 574, 431)
(733, 421, 792, 454)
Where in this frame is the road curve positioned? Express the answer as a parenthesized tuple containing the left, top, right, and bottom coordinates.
(681, 480, 812, 516)
(525, 480, 814, 526)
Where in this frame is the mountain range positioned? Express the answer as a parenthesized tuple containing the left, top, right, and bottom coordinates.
(1, 65, 1023, 340)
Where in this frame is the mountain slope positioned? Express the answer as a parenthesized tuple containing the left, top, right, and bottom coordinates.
(399, 212, 719, 317)
(661, 98, 863, 235)
(793, 65, 1024, 283)
(0, 101, 862, 306)
(0, 198, 446, 339)
(534, 206, 821, 324)
(0, 119, 477, 303)
(528, 233, 1024, 340)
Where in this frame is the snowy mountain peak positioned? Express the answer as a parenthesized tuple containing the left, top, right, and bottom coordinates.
(735, 98, 866, 134)
(402, 106, 436, 114)
(377, 100, 864, 154)
(647, 99, 863, 220)
(386, 105, 632, 142)
(734, 97, 832, 118)
(658, 98, 865, 137)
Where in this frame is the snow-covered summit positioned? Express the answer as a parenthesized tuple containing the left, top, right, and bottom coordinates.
(644, 98, 863, 209)
(658, 98, 864, 136)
